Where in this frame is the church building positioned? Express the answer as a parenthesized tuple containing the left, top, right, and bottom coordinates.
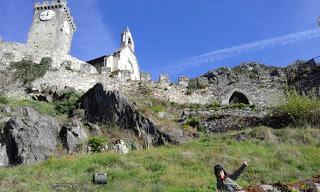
(88, 27, 141, 80)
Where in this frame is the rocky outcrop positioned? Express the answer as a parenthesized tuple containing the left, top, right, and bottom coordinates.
(287, 59, 320, 97)
(246, 175, 320, 192)
(59, 118, 88, 154)
(1, 108, 60, 165)
(78, 83, 183, 146)
(181, 107, 268, 133)
(111, 140, 129, 154)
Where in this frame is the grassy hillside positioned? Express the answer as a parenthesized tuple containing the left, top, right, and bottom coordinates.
(0, 126, 319, 192)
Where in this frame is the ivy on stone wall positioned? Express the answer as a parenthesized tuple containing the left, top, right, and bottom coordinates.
(10, 57, 52, 84)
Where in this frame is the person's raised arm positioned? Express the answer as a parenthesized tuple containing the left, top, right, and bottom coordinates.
(229, 162, 248, 181)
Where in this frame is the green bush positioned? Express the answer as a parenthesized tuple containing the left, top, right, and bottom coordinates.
(10, 57, 52, 84)
(185, 116, 200, 128)
(0, 96, 8, 104)
(88, 136, 108, 153)
(54, 91, 81, 116)
(273, 90, 320, 127)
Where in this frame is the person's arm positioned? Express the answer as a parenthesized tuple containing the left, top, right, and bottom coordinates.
(229, 162, 247, 181)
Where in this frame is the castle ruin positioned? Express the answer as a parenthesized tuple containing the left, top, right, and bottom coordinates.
(0, 0, 289, 107)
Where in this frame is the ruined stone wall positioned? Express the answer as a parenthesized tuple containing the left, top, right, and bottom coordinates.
(0, 42, 97, 73)
(0, 41, 286, 108)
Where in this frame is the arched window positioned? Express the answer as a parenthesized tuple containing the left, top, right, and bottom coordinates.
(229, 91, 250, 105)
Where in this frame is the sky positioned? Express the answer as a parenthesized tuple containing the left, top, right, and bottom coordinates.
(1, 0, 320, 80)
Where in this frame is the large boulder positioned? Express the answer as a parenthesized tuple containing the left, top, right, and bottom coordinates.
(59, 118, 88, 153)
(78, 83, 179, 146)
(2, 108, 60, 165)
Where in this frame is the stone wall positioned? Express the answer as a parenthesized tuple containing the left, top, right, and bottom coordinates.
(0, 42, 287, 108)
(0, 42, 97, 73)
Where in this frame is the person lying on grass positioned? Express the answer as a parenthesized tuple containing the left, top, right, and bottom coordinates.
(214, 162, 248, 192)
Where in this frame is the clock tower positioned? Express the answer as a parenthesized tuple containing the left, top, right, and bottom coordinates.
(27, 0, 76, 54)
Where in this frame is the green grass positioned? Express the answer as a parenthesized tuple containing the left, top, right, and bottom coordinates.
(0, 93, 83, 121)
(0, 127, 319, 192)
(0, 97, 67, 122)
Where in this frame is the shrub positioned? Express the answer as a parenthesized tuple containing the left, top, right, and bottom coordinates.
(88, 136, 108, 153)
(185, 116, 200, 128)
(0, 96, 9, 104)
(10, 57, 52, 84)
(272, 90, 320, 127)
(54, 91, 81, 116)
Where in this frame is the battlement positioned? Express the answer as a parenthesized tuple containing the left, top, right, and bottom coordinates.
(34, 0, 76, 31)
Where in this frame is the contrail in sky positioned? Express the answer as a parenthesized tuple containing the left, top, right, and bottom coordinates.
(166, 28, 320, 74)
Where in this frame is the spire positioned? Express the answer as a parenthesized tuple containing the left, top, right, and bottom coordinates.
(121, 26, 135, 52)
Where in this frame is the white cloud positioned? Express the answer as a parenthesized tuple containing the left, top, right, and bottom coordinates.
(167, 28, 320, 74)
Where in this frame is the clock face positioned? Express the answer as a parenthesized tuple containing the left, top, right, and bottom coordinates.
(63, 21, 71, 35)
(40, 10, 55, 21)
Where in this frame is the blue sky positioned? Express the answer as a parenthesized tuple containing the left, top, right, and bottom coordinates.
(1, 0, 320, 80)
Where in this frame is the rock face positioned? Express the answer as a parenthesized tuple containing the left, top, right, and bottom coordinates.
(287, 59, 320, 97)
(59, 118, 88, 154)
(1, 108, 60, 165)
(78, 83, 179, 145)
(180, 107, 268, 133)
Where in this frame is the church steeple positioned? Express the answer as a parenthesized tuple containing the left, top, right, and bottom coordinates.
(121, 27, 135, 52)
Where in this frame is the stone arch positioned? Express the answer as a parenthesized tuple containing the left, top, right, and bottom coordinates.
(229, 91, 249, 104)
(221, 89, 252, 105)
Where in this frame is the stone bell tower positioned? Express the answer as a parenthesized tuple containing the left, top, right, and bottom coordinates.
(27, 0, 76, 54)
(121, 27, 135, 52)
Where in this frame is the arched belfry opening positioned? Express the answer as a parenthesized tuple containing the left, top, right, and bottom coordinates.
(229, 91, 250, 105)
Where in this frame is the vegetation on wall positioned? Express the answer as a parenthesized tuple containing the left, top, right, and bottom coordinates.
(0, 96, 9, 104)
(10, 57, 52, 84)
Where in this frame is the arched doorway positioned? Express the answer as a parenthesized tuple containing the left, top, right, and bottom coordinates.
(229, 91, 250, 105)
